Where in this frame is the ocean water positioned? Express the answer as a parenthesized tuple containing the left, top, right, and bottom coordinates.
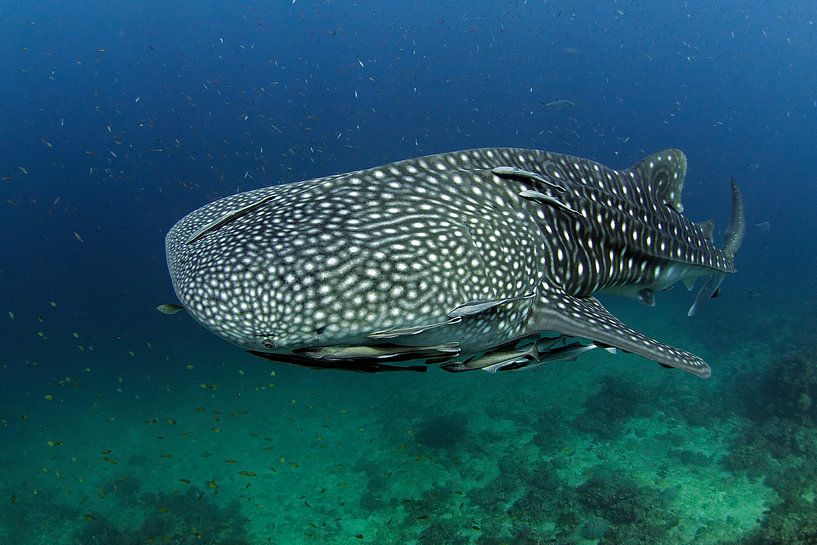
(1, 1, 816, 544)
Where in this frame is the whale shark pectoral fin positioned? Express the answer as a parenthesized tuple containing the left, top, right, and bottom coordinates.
(530, 287, 711, 378)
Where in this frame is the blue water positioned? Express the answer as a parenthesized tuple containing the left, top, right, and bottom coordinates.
(2, 2, 816, 544)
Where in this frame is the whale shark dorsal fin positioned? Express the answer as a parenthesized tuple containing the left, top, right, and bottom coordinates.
(626, 149, 687, 213)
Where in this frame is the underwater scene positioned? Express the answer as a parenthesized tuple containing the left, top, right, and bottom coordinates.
(2, 1, 817, 544)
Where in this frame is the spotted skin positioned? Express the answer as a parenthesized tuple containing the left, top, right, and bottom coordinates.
(165, 148, 741, 378)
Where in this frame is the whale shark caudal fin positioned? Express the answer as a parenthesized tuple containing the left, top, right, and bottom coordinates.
(688, 178, 745, 317)
(531, 286, 711, 377)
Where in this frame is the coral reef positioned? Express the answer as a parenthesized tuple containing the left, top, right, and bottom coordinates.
(580, 515, 610, 540)
(722, 347, 817, 544)
(0, 486, 80, 545)
(574, 376, 655, 438)
(576, 471, 680, 544)
(471, 463, 682, 544)
(72, 485, 251, 545)
(723, 349, 817, 477)
(728, 495, 817, 545)
(356, 459, 397, 512)
(401, 483, 456, 521)
(531, 407, 572, 454)
(668, 448, 712, 467)
(738, 351, 817, 424)
(414, 413, 470, 450)
(418, 522, 469, 545)
(507, 462, 573, 528)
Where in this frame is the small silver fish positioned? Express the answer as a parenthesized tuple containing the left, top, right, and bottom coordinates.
(543, 99, 576, 108)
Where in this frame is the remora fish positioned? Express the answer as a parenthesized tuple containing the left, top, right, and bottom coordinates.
(165, 148, 743, 377)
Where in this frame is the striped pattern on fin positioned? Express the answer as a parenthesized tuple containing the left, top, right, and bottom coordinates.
(624, 149, 687, 213)
(523, 149, 734, 275)
(531, 286, 711, 378)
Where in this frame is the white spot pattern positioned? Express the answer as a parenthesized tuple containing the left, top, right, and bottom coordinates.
(166, 147, 733, 377)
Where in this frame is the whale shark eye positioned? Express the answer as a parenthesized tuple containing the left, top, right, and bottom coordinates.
(262, 339, 276, 349)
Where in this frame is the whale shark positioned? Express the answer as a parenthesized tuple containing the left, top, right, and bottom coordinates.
(164, 148, 743, 378)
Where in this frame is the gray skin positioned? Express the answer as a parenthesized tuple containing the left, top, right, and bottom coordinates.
(165, 148, 743, 377)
